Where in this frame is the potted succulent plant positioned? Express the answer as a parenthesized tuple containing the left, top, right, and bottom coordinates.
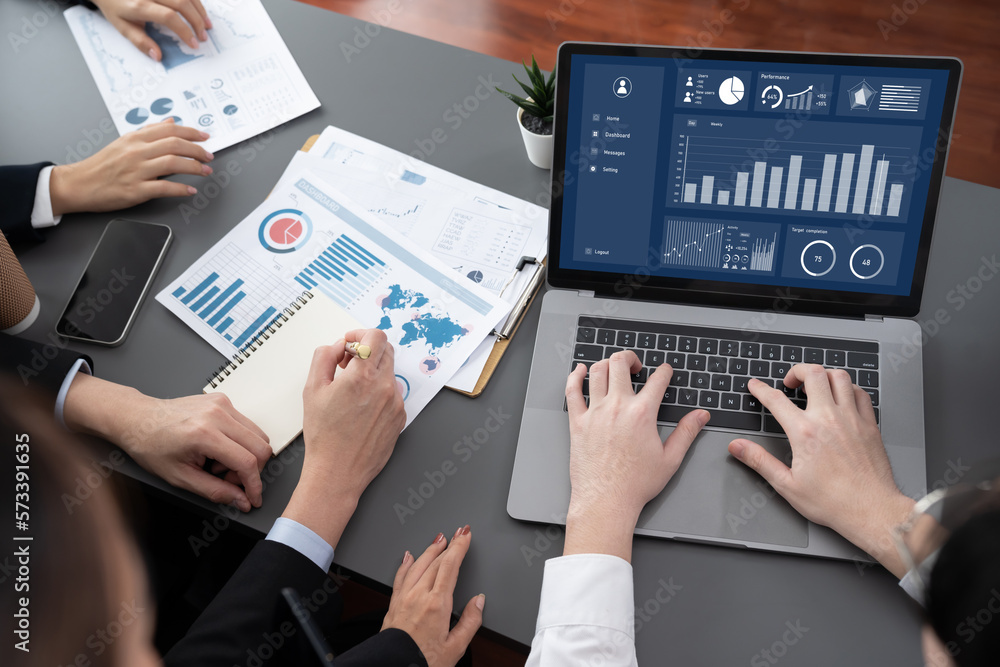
(496, 56, 555, 169)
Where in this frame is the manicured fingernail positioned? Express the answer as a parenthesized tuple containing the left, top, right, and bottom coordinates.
(461, 524, 471, 536)
(199, 30, 208, 41)
(199, 130, 210, 140)
(454, 526, 463, 539)
(148, 48, 159, 61)
(204, 150, 214, 161)
(403, 550, 411, 563)
(730, 441, 745, 458)
(433, 532, 445, 545)
(475, 594, 485, 610)
(237, 497, 251, 512)
(187, 185, 197, 195)
(189, 38, 199, 49)
(201, 164, 213, 175)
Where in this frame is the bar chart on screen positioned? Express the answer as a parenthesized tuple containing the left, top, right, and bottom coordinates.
(170, 243, 300, 349)
(670, 116, 922, 222)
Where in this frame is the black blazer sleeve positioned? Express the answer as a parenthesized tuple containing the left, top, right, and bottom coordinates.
(0, 163, 53, 243)
(0, 333, 92, 413)
(164, 540, 427, 667)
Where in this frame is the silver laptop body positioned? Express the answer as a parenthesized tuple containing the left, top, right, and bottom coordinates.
(508, 43, 962, 560)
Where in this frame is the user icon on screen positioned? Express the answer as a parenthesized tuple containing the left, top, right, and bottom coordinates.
(686, 76, 693, 86)
(684, 92, 692, 103)
(613, 76, 632, 98)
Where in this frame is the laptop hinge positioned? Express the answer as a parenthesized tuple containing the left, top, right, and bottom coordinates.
(578, 290, 595, 298)
(865, 314, 884, 323)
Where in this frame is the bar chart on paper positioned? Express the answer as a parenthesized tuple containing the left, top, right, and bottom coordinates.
(169, 243, 300, 350)
(670, 116, 922, 221)
(294, 232, 387, 309)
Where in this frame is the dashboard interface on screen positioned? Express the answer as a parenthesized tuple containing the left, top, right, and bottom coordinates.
(557, 52, 954, 298)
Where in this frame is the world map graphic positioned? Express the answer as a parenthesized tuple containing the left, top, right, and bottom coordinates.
(375, 285, 470, 375)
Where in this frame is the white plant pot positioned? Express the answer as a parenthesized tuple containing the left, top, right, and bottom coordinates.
(517, 106, 553, 170)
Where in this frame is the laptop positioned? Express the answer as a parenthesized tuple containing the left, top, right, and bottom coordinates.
(508, 43, 962, 560)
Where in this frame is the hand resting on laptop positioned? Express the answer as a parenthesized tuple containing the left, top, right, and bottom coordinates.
(563, 350, 709, 563)
(525, 354, 917, 667)
(728, 363, 916, 578)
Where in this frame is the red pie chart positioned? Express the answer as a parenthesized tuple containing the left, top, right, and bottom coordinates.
(258, 209, 313, 253)
(270, 217, 303, 245)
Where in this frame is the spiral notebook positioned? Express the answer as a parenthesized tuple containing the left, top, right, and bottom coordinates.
(204, 292, 361, 455)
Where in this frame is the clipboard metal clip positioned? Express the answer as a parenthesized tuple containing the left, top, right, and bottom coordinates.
(492, 257, 545, 340)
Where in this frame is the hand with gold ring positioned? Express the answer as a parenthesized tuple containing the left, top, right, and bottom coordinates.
(281, 329, 405, 551)
(345, 341, 371, 359)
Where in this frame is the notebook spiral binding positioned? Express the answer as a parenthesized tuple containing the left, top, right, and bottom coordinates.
(206, 291, 314, 389)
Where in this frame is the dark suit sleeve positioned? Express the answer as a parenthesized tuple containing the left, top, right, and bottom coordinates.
(164, 540, 426, 667)
(0, 333, 92, 414)
(333, 628, 428, 667)
(0, 163, 53, 243)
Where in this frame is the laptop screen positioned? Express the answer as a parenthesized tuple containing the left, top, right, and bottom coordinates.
(548, 44, 961, 317)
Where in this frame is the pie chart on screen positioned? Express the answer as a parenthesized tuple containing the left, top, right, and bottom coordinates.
(719, 76, 745, 105)
(258, 209, 313, 253)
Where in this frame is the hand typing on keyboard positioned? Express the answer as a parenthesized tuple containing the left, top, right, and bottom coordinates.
(727, 364, 916, 578)
(563, 350, 709, 563)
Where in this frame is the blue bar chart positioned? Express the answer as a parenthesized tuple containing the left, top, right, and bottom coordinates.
(170, 243, 299, 349)
(295, 233, 387, 309)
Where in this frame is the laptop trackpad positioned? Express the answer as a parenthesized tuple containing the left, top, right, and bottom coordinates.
(638, 429, 808, 548)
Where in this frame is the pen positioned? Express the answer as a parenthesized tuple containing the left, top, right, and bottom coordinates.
(345, 341, 371, 359)
(281, 587, 335, 664)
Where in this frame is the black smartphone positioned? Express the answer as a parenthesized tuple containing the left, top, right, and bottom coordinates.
(55, 219, 172, 346)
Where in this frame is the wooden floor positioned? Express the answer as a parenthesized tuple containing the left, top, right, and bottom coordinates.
(292, 0, 1000, 664)
(300, 0, 1000, 189)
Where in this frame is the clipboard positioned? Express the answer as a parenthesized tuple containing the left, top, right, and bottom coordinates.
(299, 134, 545, 398)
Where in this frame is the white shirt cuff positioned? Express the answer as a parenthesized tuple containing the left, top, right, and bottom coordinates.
(55, 358, 91, 428)
(31, 165, 62, 228)
(536, 554, 635, 634)
(898, 548, 938, 606)
(527, 554, 638, 667)
(898, 569, 923, 604)
(266, 517, 335, 572)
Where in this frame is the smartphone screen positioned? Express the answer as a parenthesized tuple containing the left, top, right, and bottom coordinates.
(56, 219, 171, 345)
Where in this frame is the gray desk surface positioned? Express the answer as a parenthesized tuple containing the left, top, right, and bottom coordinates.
(4, 0, 999, 663)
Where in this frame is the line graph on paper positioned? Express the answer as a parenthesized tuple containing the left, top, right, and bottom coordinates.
(662, 220, 724, 268)
(73, 10, 137, 93)
(207, 10, 261, 51)
(347, 182, 427, 236)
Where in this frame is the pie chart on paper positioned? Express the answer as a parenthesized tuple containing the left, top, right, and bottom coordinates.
(271, 218, 303, 245)
(258, 209, 313, 253)
(719, 76, 745, 105)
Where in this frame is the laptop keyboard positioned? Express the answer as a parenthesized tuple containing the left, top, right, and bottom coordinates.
(569, 317, 879, 436)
